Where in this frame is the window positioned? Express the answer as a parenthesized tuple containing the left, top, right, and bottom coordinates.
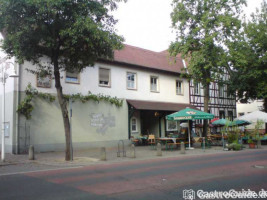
(219, 111, 225, 119)
(131, 118, 137, 132)
(66, 71, 80, 84)
(176, 80, 183, 95)
(166, 120, 178, 131)
(219, 85, 224, 97)
(228, 111, 233, 121)
(194, 82, 200, 95)
(238, 112, 244, 117)
(150, 76, 159, 92)
(99, 68, 110, 87)
(127, 72, 137, 90)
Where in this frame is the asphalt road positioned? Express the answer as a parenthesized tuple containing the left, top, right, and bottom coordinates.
(0, 150, 266, 200)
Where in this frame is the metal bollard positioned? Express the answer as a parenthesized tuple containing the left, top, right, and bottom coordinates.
(100, 147, 107, 161)
(180, 142, 185, 154)
(29, 145, 35, 160)
(156, 143, 162, 156)
(130, 144, 136, 158)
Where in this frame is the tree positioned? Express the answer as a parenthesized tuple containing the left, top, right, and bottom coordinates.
(169, 0, 246, 136)
(0, 0, 125, 161)
(227, 0, 267, 112)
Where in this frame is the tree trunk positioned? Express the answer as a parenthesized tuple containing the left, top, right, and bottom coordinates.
(203, 83, 210, 137)
(53, 61, 71, 161)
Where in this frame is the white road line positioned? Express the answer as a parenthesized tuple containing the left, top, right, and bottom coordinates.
(0, 166, 84, 177)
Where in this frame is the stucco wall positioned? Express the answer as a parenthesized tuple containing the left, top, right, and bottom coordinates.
(18, 94, 128, 152)
(20, 61, 190, 104)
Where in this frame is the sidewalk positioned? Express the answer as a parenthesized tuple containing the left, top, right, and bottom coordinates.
(1, 144, 267, 168)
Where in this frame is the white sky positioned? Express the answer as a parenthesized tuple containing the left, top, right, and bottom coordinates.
(113, 0, 263, 52)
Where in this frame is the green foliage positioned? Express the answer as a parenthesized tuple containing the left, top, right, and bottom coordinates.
(0, 0, 125, 70)
(228, 143, 242, 151)
(247, 138, 254, 144)
(169, 0, 246, 86)
(64, 92, 123, 107)
(228, 132, 239, 144)
(227, 1, 267, 111)
(17, 83, 56, 119)
(17, 84, 123, 119)
(233, 143, 242, 151)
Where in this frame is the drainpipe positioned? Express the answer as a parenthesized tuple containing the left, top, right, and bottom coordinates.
(14, 63, 21, 154)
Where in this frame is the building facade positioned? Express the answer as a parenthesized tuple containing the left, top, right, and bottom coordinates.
(1, 42, 199, 153)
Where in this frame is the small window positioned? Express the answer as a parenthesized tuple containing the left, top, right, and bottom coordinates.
(66, 71, 80, 84)
(131, 118, 137, 132)
(219, 85, 224, 97)
(150, 76, 159, 92)
(219, 111, 225, 119)
(228, 110, 233, 121)
(127, 72, 137, 90)
(176, 80, 183, 95)
(166, 120, 177, 131)
(99, 68, 110, 87)
(194, 82, 200, 95)
(238, 112, 244, 117)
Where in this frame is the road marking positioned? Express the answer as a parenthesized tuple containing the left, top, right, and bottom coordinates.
(0, 166, 84, 177)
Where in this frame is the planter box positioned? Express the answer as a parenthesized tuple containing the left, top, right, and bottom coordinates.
(249, 143, 256, 149)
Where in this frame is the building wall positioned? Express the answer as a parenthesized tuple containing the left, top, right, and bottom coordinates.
(20, 61, 190, 104)
(15, 59, 190, 152)
(0, 33, 18, 153)
(18, 94, 128, 153)
(236, 100, 264, 117)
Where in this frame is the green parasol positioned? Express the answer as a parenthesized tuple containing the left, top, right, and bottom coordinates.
(166, 108, 214, 121)
(166, 108, 214, 150)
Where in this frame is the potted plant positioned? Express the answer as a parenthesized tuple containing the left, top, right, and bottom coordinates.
(247, 138, 256, 149)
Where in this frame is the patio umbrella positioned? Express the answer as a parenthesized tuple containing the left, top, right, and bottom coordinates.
(211, 118, 219, 123)
(233, 120, 251, 126)
(166, 108, 214, 121)
(211, 118, 232, 126)
(166, 108, 214, 149)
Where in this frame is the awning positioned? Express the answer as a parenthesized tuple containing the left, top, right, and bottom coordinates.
(127, 99, 197, 112)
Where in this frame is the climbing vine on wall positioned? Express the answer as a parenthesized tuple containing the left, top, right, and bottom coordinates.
(17, 83, 123, 120)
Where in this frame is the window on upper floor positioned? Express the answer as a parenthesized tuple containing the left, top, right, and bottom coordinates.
(150, 76, 159, 92)
(194, 82, 200, 95)
(176, 80, 183, 95)
(99, 68, 110, 87)
(127, 72, 137, 90)
(238, 112, 244, 117)
(219, 85, 224, 97)
(65, 71, 80, 84)
(131, 117, 137, 132)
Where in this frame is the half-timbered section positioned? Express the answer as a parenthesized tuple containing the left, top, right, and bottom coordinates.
(189, 78, 236, 120)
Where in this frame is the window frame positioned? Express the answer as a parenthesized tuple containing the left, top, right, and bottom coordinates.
(194, 82, 200, 95)
(219, 85, 224, 97)
(65, 71, 80, 84)
(166, 120, 178, 131)
(176, 80, 183, 95)
(126, 72, 137, 90)
(99, 67, 111, 87)
(131, 117, 138, 132)
(150, 76, 159, 92)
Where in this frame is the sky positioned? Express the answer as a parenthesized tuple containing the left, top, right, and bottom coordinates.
(113, 0, 264, 52)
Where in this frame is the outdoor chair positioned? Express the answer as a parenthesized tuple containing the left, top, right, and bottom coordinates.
(148, 134, 156, 149)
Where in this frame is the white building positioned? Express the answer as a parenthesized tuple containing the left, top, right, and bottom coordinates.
(1, 41, 198, 154)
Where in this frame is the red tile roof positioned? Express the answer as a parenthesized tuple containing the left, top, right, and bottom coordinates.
(112, 44, 185, 74)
